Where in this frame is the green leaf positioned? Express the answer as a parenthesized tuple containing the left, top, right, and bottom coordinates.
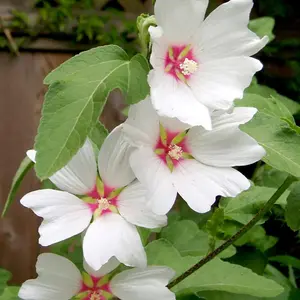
(0, 286, 20, 300)
(196, 291, 259, 300)
(0, 269, 11, 296)
(285, 183, 300, 231)
(146, 239, 284, 297)
(50, 236, 83, 269)
(236, 94, 294, 124)
(226, 248, 268, 275)
(206, 209, 224, 238)
(35, 45, 149, 179)
(221, 222, 277, 252)
(1, 156, 34, 217)
(270, 255, 300, 270)
(249, 17, 275, 42)
(220, 185, 289, 225)
(289, 289, 300, 300)
(206, 208, 224, 251)
(176, 199, 213, 228)
(254, 165, 289, 189)
(263, 265, 293, 300)
(245, 84, 300, 116)
(88, 121, 108, 151)
(240, 111, 300, 178)
(161, 220, 235, 259)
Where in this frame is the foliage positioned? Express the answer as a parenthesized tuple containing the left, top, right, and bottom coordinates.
(0, 286, 20, 300)
(2, 2, 300, 300)
(0, 269, 11, 296)
(35, 46, 149, 179)
(146, 239, 283, 297)
(285, 183, 300, 231)
(0, 0, 138, 53)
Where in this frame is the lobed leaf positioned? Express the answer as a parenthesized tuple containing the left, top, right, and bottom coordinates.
(35, 45, 149, 179)
(146, 239, 284, 298)
(88, 121, 108, 151)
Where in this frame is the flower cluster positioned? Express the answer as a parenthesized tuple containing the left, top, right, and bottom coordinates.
(19, 0, 267, 299)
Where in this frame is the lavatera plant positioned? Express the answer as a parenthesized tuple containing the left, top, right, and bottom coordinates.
(3, 0, 300, 299)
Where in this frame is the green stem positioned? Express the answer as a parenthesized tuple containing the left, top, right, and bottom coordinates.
(167, 175, 296, 289)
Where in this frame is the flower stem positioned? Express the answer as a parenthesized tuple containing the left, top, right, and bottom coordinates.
(167, 175, 296, 289)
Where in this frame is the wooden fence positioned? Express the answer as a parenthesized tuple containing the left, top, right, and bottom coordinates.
(0, 0, 152, 285)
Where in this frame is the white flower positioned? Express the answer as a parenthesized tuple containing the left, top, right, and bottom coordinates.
(149, 0, 268, 128)
(123, 98, 266, 215)
(19, 253, 176, 300)
(21, 126, 167, 270)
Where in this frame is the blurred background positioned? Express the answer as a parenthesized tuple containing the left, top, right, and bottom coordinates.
(0, 0, 299, 288)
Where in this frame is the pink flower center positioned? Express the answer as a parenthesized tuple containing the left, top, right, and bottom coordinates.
(154, 125, 191, 171)
(85, 179, 121, 217)
(77, 273, 113, 300)
(164, 44, 198, 82)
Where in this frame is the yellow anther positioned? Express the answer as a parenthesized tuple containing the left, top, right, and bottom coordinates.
(97, 198, 110, 210)
(179, 58, 198, 76)
(168, 144, 183, 160)
(90, 291, 101, 300)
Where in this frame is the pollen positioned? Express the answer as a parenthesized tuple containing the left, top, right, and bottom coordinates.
(168, 144, 183, 160)
(97, 197, 110, 210)
(90, 291, 102, 300)
(179, 58, 198, 76)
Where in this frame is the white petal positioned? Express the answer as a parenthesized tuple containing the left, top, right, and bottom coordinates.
(98, 125, 135, 188)
(190, 56, 262, 110)
(129, 148, 177, 215)
(83, 257, 120, 278)
(155, 0, 208, 43)
(118, 181, 167, 229)
(172, 160, 250, 213)
(111, 266, 175, 300)
(124, 97, 160, 148)
(26, 149, 36, 163)
(149, 26, 168, 70)
(187, 107, 266, 167)
(18, 253, 81, 300)
(212, 106, 257, 127)
(83, 213, 146, 270)
(196, 0, 268, 61)
(159, 116, 191, 133)
(20, 189, 92, 246)
(49, 139, 97, 195)
(149, 70, 212, 129)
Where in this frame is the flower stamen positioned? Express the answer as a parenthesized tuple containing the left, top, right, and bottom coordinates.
(168, 144, 183, 160)
(90, 291, 102, 300)
(179, 58, 198, 76)
(97, 197, 110, 210)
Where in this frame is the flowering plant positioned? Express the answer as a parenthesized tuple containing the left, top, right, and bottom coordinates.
(2, 0, 300, 299)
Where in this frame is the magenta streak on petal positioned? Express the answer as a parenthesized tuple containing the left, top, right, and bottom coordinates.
(164, 45, 197, 81)
(155, 129, 190, 167)
(79, 276, 113, 300)
(87, 185, 101, 199)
